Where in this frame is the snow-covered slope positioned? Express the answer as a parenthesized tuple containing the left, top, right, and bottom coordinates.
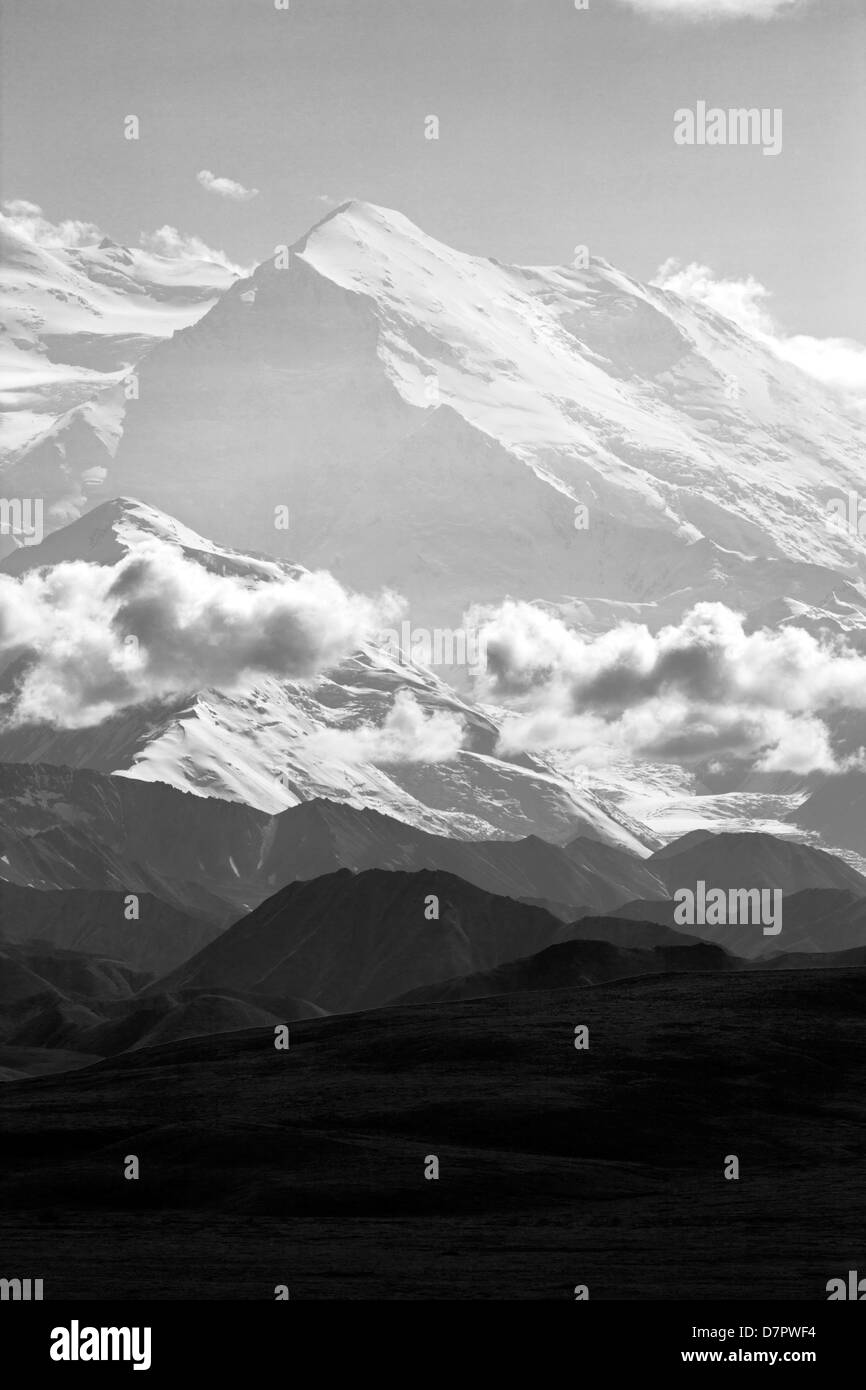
(90, 200, 866, 627)
(5, 203, 866, 848)
(0, 226, 234, 374)
(0, 222, 240, 531)
(5, 200, 865, 629)
(0, 498, 655, 850)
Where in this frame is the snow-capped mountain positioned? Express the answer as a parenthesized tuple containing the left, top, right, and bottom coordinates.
(5, 200, 865, 631)
(0, 497, 654, 850)
(4, 203, 866, 852)
(79, 199, 866, 631)
(0, 221, 239, 533)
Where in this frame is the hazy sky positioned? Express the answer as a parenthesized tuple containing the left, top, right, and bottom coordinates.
(2, 0, 863, 338)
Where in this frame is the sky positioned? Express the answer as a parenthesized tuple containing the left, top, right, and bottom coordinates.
(1, 0, 864, 339)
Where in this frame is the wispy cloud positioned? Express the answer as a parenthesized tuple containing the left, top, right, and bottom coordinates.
(301, 688, 466, 766)
(614, 0, 807, 21)
(197, 169, 259, 202)
(0, 199, 251, 277)
(138, 224, 250, 275)
(654, 258, 866, 411)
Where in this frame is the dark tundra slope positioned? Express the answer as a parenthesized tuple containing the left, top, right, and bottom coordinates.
(0, 882, 220, 975)
(0, 938, 150, 1080)
(394, 926, 866, 1007)
(395, 935, 734, 1005)
(158, 866, 738, 1016)
(0, 968, 862, 1300)
(0, 937, 326, 1081)
(606, 886, 866, 959)
(157, 868, 573, 1012)
(156, 848, 866, 1021)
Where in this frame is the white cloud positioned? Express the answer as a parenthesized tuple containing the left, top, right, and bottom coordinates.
(468, 599, 866, 775)
(0, 198, 103, 248)
(0, 540, 397, 729)
(654, 259, 771, 334)
(197, 169, 259, 202)
(1, 199, 251, 276)
(653, 258, 866, 411)
(138, 224, 250, 275)
(301, 689, 466, 766)
(771, 334, 866, 401)
(615, 0, 807, 20)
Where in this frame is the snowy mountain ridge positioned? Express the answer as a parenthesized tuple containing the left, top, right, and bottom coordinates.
(3, 200, 865, 628)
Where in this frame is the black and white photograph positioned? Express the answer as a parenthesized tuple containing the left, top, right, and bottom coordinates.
(0, 0, 864, 1341)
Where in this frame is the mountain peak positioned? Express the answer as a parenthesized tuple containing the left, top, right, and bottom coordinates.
(292, 199, 428, 258)
(0, 496, 293, 578)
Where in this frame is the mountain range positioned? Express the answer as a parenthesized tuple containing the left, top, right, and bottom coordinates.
(3, 200, 866, 857)
(0, 498, 655, 849)
(8, 848, 866, 1080)
(0, 749, 659, 938)
(1, 494, 865, 867)
(5, 201, 863, 635)
(4, 0, 865, 1305)
(3, 202, 866, 1087)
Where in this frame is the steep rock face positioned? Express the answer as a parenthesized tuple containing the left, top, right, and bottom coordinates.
(0, 759, 252, 920)
(0, 759, 659, 925)
(787, 772, 866, 856)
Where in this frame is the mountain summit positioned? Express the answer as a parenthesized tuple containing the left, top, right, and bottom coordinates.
(5, 201, 862, 628)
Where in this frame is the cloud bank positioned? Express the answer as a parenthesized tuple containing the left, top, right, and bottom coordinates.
(469, 600, 866, 775)
(0, 541, 397, 729)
